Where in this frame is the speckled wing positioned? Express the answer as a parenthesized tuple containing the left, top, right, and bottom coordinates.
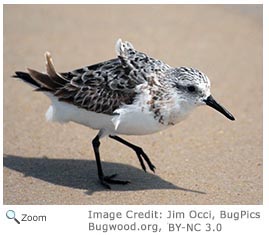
(57, 58, 140, 115)
(15, 40, 171, 115)
(53, 40, 170, 115)
(115, 39, 171, 83)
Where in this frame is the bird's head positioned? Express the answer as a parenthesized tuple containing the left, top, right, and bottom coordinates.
(169, 67, 235, 121)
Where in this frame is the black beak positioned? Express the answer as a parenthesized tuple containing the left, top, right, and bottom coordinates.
(204, 95, 235, 121)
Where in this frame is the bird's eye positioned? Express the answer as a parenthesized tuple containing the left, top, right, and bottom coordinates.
(187, 85, 196, 92)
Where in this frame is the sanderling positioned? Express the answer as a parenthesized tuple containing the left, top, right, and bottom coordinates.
(13, 39, 235, 189)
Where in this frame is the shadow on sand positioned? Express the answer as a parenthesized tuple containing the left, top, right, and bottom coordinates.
(3, 154, 205, 195)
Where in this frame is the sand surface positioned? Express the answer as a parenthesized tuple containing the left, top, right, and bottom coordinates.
(3, 5, 262, 204)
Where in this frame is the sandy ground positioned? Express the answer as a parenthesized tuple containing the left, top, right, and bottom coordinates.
(3, 5, 262, 205)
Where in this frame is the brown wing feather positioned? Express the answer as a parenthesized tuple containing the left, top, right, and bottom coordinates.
(15, 50, 147, 115)
(42, 53, 137, 115)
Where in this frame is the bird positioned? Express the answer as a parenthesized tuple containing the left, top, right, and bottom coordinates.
(13, 39, 235, 189)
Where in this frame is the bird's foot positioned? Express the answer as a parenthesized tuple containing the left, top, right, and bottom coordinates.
(134, 147, 156, 173)
(99, 174, 130, 189)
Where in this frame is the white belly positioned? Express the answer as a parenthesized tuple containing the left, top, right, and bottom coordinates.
(45, 96, 168, 137)
(112, 104, 167, 135)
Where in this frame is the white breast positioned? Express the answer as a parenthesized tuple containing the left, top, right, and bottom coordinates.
(112, 103, 167, 135)
(45, 94, 168, 137)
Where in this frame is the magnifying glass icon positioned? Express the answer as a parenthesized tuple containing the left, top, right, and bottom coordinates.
(6, 210, 20, 224)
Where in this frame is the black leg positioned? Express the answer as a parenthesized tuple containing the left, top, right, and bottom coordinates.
(92, 134, 129, 189)
(109, 135, 156, 172)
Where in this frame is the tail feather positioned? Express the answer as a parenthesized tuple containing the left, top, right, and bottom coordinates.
(45, 52, 69, 85)
(27, 68, 56, 90)
(13, 52, 68, 92)
(13, 71, 42, 88)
